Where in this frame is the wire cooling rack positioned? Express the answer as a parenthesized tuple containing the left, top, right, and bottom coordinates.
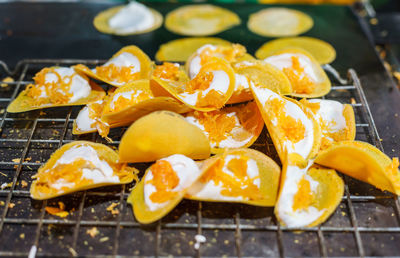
(0, 59, 399, 257)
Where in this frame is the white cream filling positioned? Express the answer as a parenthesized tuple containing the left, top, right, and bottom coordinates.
(179, 70, 230, 106)
(76, 106, 96, 132)
(51, 145, 119, 190)
(234, 73, 249, 92)
(108, 1, 155, 34)
(251, 85, 314, 159)
(144, 154, 201, 211)
(44, 67, 91, 103)
(308, 99, 347, 133)
(189, 44, 217, 79)
(264, 53, 321, 82)
(187, 155, 260, 201)
(276, 161, 325, 228)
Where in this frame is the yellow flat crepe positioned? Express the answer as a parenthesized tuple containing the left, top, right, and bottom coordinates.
(31, 141, 138, 200)
(185, 148, 281, 207)
(93, 4, 163, 36)
(7, 67, 105, 113)
(155, 37, 231, 62)
(263, 48, 331, 98)
(119, 111, 211, 163)
(255, 37, 336, 65)
(73, 45, 152, 87)
(315, 141, 400, 195)
(248, 8, 313, 37)
(275, 155, 344, 227)
(165, 4, 241, 36)
(233, 60, 292, 95)
(184, 101, 264, 153)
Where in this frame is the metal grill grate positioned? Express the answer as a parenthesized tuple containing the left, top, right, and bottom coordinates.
(0, 59, 399, 257)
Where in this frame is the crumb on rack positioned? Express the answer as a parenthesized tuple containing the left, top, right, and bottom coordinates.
(8, 202, 15, 208)
(21, 180, 28, 188)
(12, 158, 21, 163)
(194, 234, 206, 250)
(1, 77, 13, 87)
(100, 237, 109, 243)
(86, 227, 99, 238)
(45, 202, 69, 218)
(1, 182, 12, 189)
(106, 202, 119, 215)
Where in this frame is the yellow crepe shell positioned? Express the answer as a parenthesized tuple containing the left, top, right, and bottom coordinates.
(184, 101, 264, 153)
(165, 4, 241, 36)
(250, 84, 321, 163)
(101, 79, 191, 127)
(275, 156, 344, 227)
(153, 58, 236, 112)
(128, 155, 204, 224)
(30, 141, 138, 200)
(255, 37, 337, 65)
(93, 5, 163, 36)
(7, 68, 105, 113)
(234, 60, 292, 95)
(248, 8, 313, 37)
(119, 111, 211, 163)
(185, 148, 281, 206)
(315, 141, 400, 195)
(72, 98, 109, 135)
(73, 45, 152, 87)
(264, 48, 331, 98)
(300, 99, 356, 151)
(155, 37, 231, 62)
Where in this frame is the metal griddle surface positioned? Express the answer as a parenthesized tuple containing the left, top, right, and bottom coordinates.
(0, 2, 400, 257)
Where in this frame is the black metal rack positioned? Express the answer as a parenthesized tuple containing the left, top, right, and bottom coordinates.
(0, 59, 399, 257)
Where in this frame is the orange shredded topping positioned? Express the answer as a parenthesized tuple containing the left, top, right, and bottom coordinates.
(109, 90, 150, 113)
(237, 102, 261, 136)
(300, 99, 321, 114)
(283, 56, 316, 94)
(200, 156, 261, 200)
(84, 100, 111, 140)
(186, 71, 214, 94)
(153, 62, 180, 81)
(292, 176, 315, 211)
(26, 67, 77, 105)
(199, 44, 246, 65)
(266, 98, 306, 144)
(147, 160, 179, 203)
(45, 201, 69, 218)
(95, 64, 140, 83)
(197, 89, 226, 108)
(193, 110, 237, 143)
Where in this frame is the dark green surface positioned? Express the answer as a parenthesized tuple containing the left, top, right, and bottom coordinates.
(0, 2, 399, 154)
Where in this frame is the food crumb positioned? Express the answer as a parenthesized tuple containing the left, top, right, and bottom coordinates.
(45, 202, 69, 218)
(350, 98, 356, 104)
(8, 203, 15, 208)
(340, 247, 345, 252)
(194, 234, 206, 250)
(294, 239, 299, 244)
(106, 202, 119, 215)
(100, 237, 109, 242)
(12, 158, 21, 163)
(20, 233, 25, 239)
(341, 211, 346, 217)
(1, 77, 13, 87)
(0, 201, 4, 206)
(369, 18, 378, 25)
(1, 182, 12, 189)
(86, 227, 99, 238)
(21, 180, 28, 188)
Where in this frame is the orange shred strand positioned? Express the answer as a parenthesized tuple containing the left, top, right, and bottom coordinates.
(266, 98, 306, 144)
(95, 64, 140, 83)
(194, 111, 237, 143)
(197, 89, 226, 109)
(26, 67, 77, 105)
(186, 71, 213, 94)
(153, 62, 180, 81)
(200, 156, 262, 200)
(110, 91, 150, 113)
(147, 160, 180, 203)
(283, 56, 316, 94)
(292, 176, 315, 211)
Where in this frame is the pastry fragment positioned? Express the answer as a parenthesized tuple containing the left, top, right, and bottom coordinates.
(185, 102, 263, 153)
(275, 156, 344, 227)
(248, 8, 313, 37)
(74, 45, 152, 87)
(250, 83, 321, 163)
(165, 4, 240, 36)
(7, 67, 105, 113)
(315, 141, 400, 195)
(30, 141, 138, 200)
(93, 1, 163, 35)
(186, 148, 281, 206)
(119, 111, 211, 163)
(153, 58, 236, 111)
(234, 60, 292, 95)
(263, 49, 331, 98)
(128, 154, 203, 224)
(155, 37, 231, 62)
(255, 37, 336, 65)
(300, 99, 355, 150)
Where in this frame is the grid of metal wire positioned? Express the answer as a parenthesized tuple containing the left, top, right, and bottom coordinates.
(0, 59, 399, 257)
